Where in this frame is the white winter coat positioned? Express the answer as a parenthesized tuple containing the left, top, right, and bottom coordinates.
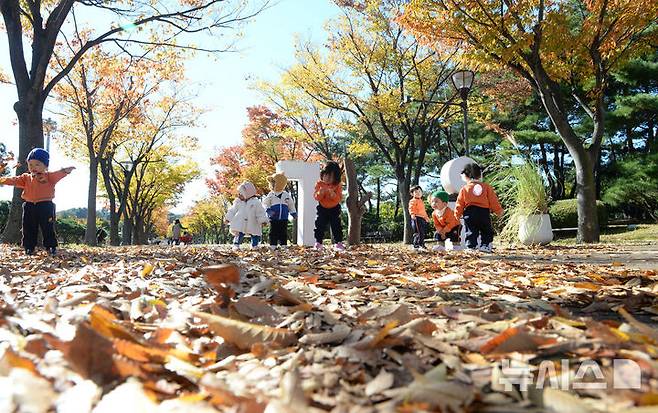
(226, 196, 269, 236)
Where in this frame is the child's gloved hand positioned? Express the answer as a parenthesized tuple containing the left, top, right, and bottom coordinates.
(291, 213, 298, 219)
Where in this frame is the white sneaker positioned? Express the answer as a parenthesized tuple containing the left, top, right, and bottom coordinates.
(334, 242, 345, 251)
(314, 242, 323, 250)
(231, 245, 240, 251)
(449, 245, 462, 251)
(479, 244, 493, 253)
(432, 245, 445, 252)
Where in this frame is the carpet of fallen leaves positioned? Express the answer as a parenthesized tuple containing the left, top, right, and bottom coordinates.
(1, 243, 658, 413)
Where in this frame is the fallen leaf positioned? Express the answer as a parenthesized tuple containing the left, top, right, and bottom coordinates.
(194, 311, 297, 350)
(201, 264, 241, 285)
(365, 369, 394, 396)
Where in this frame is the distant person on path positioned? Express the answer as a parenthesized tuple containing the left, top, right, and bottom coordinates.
(454, 163, 504, 253)
(313, 161, 345, 251)
(225, 181, 268, 250)
(263, 172, 297, 248)
(429, 190, 461, 251)
(408, 185, 430, 251)
(96, 227, 108, 245)
(171, 219, 186, 245)
(0, 148, 74, 256)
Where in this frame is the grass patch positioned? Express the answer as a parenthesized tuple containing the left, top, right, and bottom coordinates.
(552, 224, 658, 245)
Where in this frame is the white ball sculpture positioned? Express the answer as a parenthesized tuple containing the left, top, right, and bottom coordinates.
(440, 156, 476, 194)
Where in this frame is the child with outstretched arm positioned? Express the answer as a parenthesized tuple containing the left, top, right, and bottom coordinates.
(0, 148, 74, 256)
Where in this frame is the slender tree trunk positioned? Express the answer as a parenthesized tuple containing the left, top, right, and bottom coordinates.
(3, 97, 44, 243)
(84, 157, 98, 245)
(574, 151, 600, 242)
(532, 67, 600, 242)
(397, 172, 412, 244)
(122, 218, 132, 245)
(344, 157, 368, 245)
(376, 177, 381, 225)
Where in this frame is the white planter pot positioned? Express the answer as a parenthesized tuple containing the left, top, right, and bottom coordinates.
(518, 214, 553, 245)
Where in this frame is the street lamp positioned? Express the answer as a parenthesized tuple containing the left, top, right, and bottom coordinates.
(450, 70, 475, 156)
(404, 69, 475, 156)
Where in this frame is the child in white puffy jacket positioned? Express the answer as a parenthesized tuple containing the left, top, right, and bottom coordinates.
(225, 181, 269, 249)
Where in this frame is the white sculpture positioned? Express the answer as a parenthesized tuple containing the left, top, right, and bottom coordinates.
(440, 156, 476, 194)
(440, 156, 476, 249)
(275, 160, 321, 246)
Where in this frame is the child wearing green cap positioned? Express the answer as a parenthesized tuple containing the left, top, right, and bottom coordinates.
(429, 190, 461, 251)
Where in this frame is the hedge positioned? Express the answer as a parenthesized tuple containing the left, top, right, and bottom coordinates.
(549, 199, 609, 229)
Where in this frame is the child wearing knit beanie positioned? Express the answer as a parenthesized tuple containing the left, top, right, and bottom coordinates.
(0, 148, 75, 256)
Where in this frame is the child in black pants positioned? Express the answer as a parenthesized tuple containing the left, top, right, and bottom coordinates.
(313, 161, 344, 251)
(0, 148, 74, 256)
(454, 163, 503, 253)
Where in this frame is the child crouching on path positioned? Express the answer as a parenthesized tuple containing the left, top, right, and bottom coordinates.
(225, 181, 268, 250)
(409, 185, 430, 250)
(0, 148, 74, 256)
(313, 161, 345, 251)
(454, 163, 503, 253)
(429, 190, 461, 251)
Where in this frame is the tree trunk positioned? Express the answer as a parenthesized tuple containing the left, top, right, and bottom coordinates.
(398, 177, 412, 244)
(376, 177, 381, 225)
(344, 157, 368, 245)
(532, 66, 600, 243)
(84, 157, 98, 245)
(122, 218, 132, 245)
(2, 97, 44, 244)
(574, 151, 600, 243)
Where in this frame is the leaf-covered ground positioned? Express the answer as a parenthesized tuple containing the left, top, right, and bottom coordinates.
(1, 243, 657, 413)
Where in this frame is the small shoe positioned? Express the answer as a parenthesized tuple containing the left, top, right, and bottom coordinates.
(464, 247, 479, 253)
(334, 242, 345, 251)
(48, 247, 57, 256)
(479, 244, 493, 253)
(432, 245, 445, 252)
(268, 245, 277, 250)
(231, 244, 240, 251)
(25, 249, 35, 256)
(314, 242, 323, 250)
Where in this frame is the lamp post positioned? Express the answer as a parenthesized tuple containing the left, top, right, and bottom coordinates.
(404, 69, 475, 156)
(450, 70, 475, 156)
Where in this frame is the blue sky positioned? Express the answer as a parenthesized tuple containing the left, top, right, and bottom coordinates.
(0, 0, 340, 213)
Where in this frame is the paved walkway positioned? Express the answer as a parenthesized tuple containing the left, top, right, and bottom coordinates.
(485, 244, 658, 271)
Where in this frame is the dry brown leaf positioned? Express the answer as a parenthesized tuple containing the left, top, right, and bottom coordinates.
(194, 311, 297, 350)
(201, 264, 241, 285)
(273, 287, 310, 308)
(365, 369, 394, 396)
(299, 324, 351, 345)
(480, 326, 557, 354)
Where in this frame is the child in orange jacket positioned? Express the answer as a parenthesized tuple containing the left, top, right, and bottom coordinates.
(0, 148, 74, 256)
(454, 163, 503, 253)
(429, 190, 461, 251)
(313, 161, 344, 251)
(408, 185, 430, 250)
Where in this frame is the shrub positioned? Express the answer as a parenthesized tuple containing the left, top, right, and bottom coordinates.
(549, 199, 609, 229)
(56, 217, 86, 244)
